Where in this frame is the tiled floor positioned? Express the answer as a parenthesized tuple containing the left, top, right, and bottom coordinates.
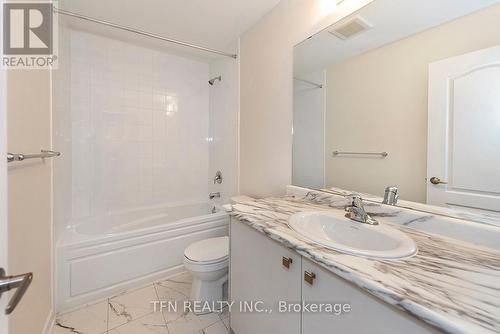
(52, 272, 229, 334)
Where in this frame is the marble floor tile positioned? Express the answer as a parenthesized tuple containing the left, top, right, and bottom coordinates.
(108, 285, 159, 330)
(52, 272, 228, 334)
(108, 312, 169, 334)
(155, 272, 192, 297)
(167, 312, 220, 334)
(199, 321, 228, 334)
(154, 284, 191, 323)
(218, 307, 229, 330)
(53, 301, 108, 334)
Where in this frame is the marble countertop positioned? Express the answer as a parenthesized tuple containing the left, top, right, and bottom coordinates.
(227, 190, 500, 334)
(324, 186, 500, 228)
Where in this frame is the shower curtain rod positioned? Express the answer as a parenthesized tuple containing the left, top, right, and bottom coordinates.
(294, 77, 323, 89)
(54, 8, 238, 59)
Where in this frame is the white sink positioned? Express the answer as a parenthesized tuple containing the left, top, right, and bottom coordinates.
(288, 211, 417, 259)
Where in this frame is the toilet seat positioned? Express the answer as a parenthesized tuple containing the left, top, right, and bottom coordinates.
(184, 236, 229, 264)
(184, 256, 228, 273)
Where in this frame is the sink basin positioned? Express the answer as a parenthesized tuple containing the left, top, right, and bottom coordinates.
(288, 211, 417, 259)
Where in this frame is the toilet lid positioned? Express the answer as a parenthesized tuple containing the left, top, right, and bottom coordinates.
(184, 236, 229, 263)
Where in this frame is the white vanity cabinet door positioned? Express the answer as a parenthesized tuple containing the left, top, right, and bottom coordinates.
(301, 258, 439, 334)
(230, 219, 301, 334)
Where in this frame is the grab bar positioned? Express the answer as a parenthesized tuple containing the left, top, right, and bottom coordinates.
(333, 151, 388, 158)
(7, 150, 61, 163)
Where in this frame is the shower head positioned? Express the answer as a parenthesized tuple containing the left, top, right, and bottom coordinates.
(208, 76, 222, 86)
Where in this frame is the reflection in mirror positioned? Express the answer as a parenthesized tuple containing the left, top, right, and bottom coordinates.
(293, 0, 500, 217)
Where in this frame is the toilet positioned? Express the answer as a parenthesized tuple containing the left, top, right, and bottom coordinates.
(184, 236, 229, 307)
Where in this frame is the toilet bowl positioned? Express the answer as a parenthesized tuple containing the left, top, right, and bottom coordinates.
(183, 236, 229, 308)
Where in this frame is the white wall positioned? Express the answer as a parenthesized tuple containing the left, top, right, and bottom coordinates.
(208, 43, 240, 203)
(325, 3, 500, 202)
(239, 0, 374, 197)
(292, 71, 325, 189)
(7, 69, 53, 334)
(57, 30, 211, 228)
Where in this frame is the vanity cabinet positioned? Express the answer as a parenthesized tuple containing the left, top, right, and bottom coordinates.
(230, 219, 301, 334)
(230, 218, 440, 334)
(301, 258, 439, 334)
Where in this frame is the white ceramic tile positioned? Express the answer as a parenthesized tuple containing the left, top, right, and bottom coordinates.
(108, 285, 159, 330)
(108, 312, 169, 334)
(207, 55, 239, 202)
(64, 30, 210, 225)
(54, 301, 108, 334)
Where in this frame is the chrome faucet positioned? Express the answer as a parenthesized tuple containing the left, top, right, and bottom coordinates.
(209, 192, 221, 200)
(383, 186, 399, 206)
(345, 194, 378, 225)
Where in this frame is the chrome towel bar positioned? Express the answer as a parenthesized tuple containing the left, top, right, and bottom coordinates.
(333, 151, 388, 158)
(7, 150, 61, 163)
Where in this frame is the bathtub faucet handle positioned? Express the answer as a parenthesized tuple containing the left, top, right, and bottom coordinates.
(214, 171, 223, 184)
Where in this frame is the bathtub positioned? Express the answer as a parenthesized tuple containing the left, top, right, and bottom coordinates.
(56, 202, 229, 311)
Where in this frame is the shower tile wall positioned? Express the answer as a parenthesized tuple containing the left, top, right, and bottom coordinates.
(68, 31, 210, 220)
(208, 50, 240, 203)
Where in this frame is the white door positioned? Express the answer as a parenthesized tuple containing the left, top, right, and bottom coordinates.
(0, 53, 7, 334)
(428, 45, 500, 213)
(0, 0, 8, 328)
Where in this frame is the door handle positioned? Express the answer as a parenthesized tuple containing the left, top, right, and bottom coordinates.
(0, 268, 33, 315)
(430, 177, 447, 185)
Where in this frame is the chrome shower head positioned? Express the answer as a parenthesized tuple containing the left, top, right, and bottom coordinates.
(208, 76, 222, 86)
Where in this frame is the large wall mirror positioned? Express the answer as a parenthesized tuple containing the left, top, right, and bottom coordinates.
(293, 0, 500, 218)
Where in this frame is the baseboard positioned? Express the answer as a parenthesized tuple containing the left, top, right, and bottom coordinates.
(42, 308, 55, 334)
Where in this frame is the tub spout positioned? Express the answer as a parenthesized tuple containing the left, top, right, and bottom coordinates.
(209, 192, 221, 200)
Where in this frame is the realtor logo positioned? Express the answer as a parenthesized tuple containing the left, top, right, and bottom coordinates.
(2, 1, 58, 68)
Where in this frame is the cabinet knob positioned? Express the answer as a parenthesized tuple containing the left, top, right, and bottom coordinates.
(304, 271, 316, 285)
(282, 257, 293, 269)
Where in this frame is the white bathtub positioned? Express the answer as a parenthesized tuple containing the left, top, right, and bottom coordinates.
(56, 202, 229, 311)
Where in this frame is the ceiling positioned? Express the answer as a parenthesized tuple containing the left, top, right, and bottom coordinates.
(58, 0, 281, 59)
(294, 0, 500, 75)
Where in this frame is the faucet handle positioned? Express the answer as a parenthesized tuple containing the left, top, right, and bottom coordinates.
(346, 193, 363, 206)
(383, 186, 399, 205)
(213, 171, 223, 184)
